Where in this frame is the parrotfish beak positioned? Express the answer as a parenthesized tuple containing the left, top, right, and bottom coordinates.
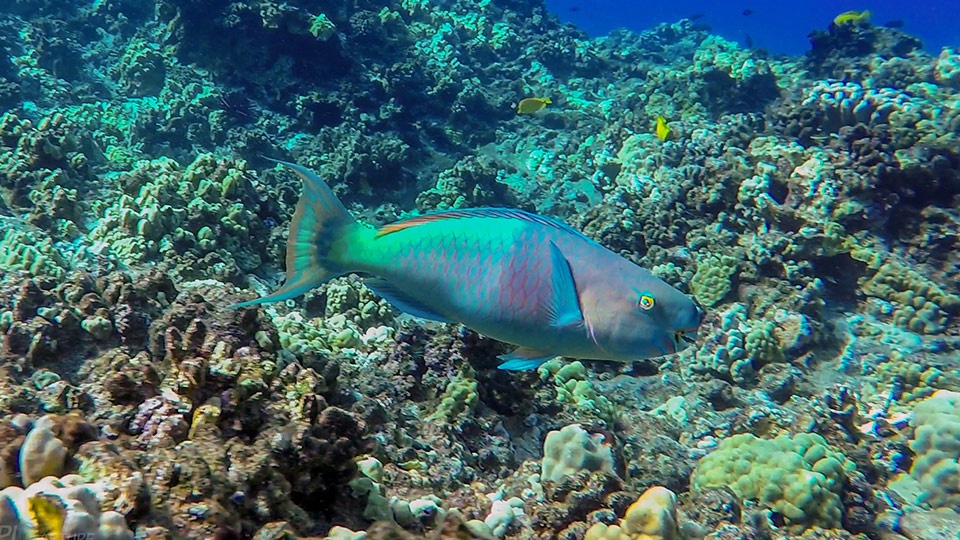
(672, 300, 704, 351)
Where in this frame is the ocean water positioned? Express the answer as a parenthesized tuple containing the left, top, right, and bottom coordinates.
(547, 0, 960, 55)
(0, 0, 959, 538)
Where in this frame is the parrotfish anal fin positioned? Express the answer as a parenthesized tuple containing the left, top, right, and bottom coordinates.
(375, 208, 590, 240)
(497, 348, 556, 370)
(229, 159, 355, 309)
(365, 278, 455, 323)
(545, 241, 584, 329)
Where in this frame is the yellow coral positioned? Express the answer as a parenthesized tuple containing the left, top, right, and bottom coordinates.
(585, 486, 679, 540)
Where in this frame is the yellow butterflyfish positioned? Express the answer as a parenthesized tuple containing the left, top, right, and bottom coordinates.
(517, 97, 551, 114)
(655, 116, 671, 141)
(834, 10, 871, 26)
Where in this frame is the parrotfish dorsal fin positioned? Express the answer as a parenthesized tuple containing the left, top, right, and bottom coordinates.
(546, 241, 584, 329)
(375, 208, 590, 240)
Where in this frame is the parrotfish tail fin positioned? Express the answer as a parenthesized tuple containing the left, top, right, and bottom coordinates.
(497, 347, 556, 371)
(229, 159, 356, 309)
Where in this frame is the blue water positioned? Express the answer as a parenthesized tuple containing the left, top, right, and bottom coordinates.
(546, 0, 960, 56)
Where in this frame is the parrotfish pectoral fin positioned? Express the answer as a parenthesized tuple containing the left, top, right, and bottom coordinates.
(229, 158, 356, 309)
(365, 278, 455, 323)
(497, 347, 556, 370)
(545, 241, 584, 329)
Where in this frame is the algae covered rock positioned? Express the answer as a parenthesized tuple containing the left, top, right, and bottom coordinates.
(541, 424, 616, 484)
(19, 425, 66, 487)
(584, 486, 679, 540)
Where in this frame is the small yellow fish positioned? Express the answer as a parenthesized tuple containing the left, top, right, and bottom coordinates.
(655, 116, 670, 141)
(517, 97, 551, 114)
(27, 494, 66, 540)
(834, 10, 871, 26)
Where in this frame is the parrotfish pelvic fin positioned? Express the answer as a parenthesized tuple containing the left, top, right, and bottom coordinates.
(497, 347, 556, 370)
(365, 278, 455, 323)
(546, 241, 584, 329)
(229, 158, 356, 309)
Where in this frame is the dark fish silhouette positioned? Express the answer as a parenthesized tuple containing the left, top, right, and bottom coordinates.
(688, 13, 706, 21)
(745, 33, 754, 48)
(883, 19, 905, 28)
(742, 8, 754, 16)
(570, 5, 580, 12)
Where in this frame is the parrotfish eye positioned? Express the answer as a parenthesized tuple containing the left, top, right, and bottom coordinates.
(638, 294, 655, 310)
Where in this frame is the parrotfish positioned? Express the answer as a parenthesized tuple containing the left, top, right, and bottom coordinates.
(231, 160, 703, 370)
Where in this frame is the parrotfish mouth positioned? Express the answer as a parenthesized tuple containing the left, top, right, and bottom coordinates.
(673, 329, 698, 351)
(673, 302, 704, 350)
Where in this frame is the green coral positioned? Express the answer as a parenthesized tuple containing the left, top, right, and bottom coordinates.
(349, 456, 393, 522)
(690, 303, 782, 384)
(889, 391, 960, 510)
(744, 320, 785, 367)
(274, 305, 394, 359)
(539, 360, 615, 422)
(310, 14, 336, 41)
(277, 312, 350, 354)
(690, 254, 738, 307)
(328, 277, 396, 329)
(116, 39, 167, 96)
(60, 76, 220, 168)
(430, 372, 479, 422)
(87, 154, 263, 281)
(80, 315, 113, 340)
(861, 261, 960, 334)
(875, 351, 959, 408)
(693, 433, 855, 530)
(0, 229, 68, 278)
(935, 48, 960, 87)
